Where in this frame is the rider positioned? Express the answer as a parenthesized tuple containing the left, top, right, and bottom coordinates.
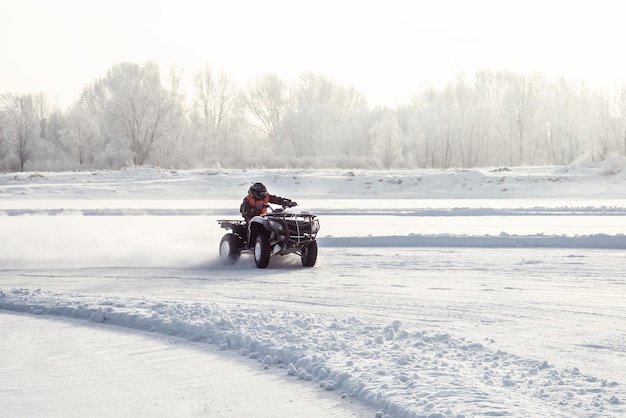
(240, 182, 297, 223)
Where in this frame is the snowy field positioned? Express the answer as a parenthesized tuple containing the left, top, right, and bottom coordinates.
(1, 164, 626, 417)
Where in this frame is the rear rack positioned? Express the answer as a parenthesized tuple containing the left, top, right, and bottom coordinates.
(217, 219, 246, 229)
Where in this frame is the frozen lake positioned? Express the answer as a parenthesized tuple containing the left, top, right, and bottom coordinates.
(2, 167, 626, 417)
(2, 198, 626, 242)
(1, 212, 625, 270)
(3, 194, 626, 270)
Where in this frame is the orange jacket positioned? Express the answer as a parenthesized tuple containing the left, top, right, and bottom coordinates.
(240, 193, 291, 221)
(243, 194, 270, 216)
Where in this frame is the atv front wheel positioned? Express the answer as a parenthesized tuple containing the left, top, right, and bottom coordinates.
(219, 233, 242, 264)
(301, 240, 318, 267)
(254, 233, 271, 268)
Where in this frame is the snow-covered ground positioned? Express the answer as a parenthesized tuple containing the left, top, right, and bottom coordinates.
(1, 163, 626, 417)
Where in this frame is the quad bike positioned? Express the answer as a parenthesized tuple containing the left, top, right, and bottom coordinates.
(217, 204, 320, 268)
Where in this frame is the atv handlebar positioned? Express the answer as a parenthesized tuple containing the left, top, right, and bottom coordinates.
(256, 201, 297, 210)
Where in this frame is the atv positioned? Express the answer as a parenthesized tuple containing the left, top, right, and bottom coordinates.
(217, 204, 320, 268)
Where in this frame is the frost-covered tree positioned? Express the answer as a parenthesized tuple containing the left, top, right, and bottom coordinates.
(498, 72, 547, 165)
(9, 65, 626, 171)
(71, 62, 184, 168)
(0, 110, 8, 169)
(244, 73, 289, 140)
(74, 62, 173, 168)
(369, 110, 403, 168)
(592, 90, 618, 161)
(453, 75, 491, 167)
(75, 79, 120, 167)
(277, 73, 369, 165)
(109, 62, 170, 166)
(409, 87, 456, 168)
(543, 79, 590, 164)
(617, 87, 626, 157)
(1, 93, 39, 171)
(150, 66, 190, 168)
(192, 67, 239, 166)
(63, 103, 101, 168)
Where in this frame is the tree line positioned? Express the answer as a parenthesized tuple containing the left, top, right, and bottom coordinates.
(2, 62, 626, 172)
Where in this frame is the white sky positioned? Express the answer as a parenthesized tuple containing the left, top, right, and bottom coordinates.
(1, 0, 626, 109)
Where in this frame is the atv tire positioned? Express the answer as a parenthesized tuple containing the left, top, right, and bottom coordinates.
(219, 233, 242, 264)
(301, 240, 318, 267)
(254, 233, 271, 268)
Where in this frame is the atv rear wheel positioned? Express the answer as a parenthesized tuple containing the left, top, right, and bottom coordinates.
(254, 233, 271, 268)
(219, 233, 242, 264)
(301, 240, 318, 267)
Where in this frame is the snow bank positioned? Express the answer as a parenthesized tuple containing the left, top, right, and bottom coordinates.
(320, 233, 626, 249)
(0, 288, 623, 418)
(3, 163, 626, 200)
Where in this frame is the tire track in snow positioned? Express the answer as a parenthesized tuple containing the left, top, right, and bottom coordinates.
(1, 288, 623, 418)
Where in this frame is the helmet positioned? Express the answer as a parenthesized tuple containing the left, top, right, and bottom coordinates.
(249, 182, 267, 200)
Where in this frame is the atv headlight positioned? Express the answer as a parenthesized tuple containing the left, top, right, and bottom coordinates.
(269, 220, 285, 232)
